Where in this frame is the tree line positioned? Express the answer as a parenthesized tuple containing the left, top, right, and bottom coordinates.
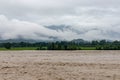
(0, 40, 120, 50)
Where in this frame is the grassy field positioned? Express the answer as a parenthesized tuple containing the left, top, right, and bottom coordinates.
(0, 47, 96, 50)
(80, 47, 96, 50)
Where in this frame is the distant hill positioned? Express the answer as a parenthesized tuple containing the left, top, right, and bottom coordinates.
(71, 39, 88, 43)
(0, 39, 40, 43)
(0, 38, 89, 43)
(45, 25, 70, 31)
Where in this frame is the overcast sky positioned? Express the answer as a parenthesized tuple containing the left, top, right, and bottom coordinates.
(0, 0, 120, 41)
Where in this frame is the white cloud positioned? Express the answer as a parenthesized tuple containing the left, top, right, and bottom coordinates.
(0, 15, 79, 40)
(0, 0, 120, 40)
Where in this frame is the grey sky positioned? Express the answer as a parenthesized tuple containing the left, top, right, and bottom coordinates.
(0, 0, 120, 40)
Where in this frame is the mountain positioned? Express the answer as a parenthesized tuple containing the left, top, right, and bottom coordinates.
(0, 38, 88, 43)
(0, 39, 40, 43)
(71, 39, 88, 43)
(45, 25, 70, 31)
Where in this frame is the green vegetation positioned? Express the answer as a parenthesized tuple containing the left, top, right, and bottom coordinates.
(0, 47, 37, 50)
(0, 40, 120, 50)
(3, 42, 12, 49)
(80, 47, 96, 50)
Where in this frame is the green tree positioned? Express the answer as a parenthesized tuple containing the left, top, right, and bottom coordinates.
(4, 42, 12, 49)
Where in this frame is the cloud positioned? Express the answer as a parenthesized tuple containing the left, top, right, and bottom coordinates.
(0, 15, 78, 40)
(0, 0, 120, 40)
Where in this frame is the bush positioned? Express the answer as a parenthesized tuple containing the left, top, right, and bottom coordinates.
(4, 42, 11, 49)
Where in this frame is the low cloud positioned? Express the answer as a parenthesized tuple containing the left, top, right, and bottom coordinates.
(0, 14, 120, 41)
(0, 15, 78, 41)
(0, 0, 120, 41)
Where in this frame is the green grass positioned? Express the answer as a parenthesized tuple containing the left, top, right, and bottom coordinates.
(80, 47, 96, 50)
(0, 47, 96, 50)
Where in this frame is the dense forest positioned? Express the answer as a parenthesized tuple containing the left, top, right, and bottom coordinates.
(0, 40, 120, 50)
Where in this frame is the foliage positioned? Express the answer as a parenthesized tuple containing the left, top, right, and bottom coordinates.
(0, 40, 120, 50)
(3, 42, 12, 49)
